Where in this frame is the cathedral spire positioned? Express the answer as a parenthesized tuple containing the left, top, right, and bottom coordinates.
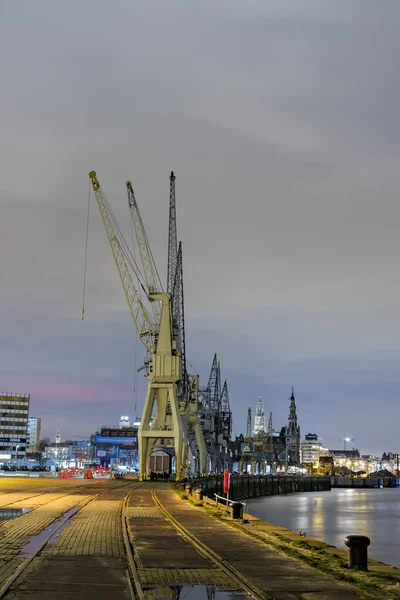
(285, 386, 300, 465)
(288, 386, 297, 426)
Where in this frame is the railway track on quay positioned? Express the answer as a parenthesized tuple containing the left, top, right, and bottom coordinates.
(123, 484, 270, 600)
(0, 479, 140, 599)
(150, 489, 268, 600)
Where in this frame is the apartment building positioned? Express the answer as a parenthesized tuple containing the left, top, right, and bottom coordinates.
(26, 417, 41, 453)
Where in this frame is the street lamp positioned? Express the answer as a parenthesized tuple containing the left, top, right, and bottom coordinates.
(344, 437, 355, 451)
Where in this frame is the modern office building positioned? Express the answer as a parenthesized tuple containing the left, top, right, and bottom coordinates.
(301, 433, 329, 464)
(26, 417, 41, 453)
(0, 393, 30, 463)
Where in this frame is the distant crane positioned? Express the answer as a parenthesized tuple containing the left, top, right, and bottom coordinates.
(165, 171, 206, 474)
(239, 408, 255, 474)
(343, 437, 355, 451)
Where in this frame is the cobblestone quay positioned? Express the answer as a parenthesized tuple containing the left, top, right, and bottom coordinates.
(193, 475, 330, 501)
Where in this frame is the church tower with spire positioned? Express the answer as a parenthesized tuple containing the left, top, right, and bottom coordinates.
(285, 386, 300, 465)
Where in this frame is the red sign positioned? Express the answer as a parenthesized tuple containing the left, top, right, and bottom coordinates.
(223, 469, 230, 493)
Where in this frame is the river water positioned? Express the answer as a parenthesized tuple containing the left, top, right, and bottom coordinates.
(246, 487, 400, 568)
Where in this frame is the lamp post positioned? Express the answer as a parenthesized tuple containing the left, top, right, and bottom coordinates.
(15, 445, 20, 469)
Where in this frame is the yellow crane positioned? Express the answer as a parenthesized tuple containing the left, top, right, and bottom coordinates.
(89, 171, 186, 480)
(126, 180, 207, 476)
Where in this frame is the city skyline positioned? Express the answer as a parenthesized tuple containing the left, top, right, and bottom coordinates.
(1, 2, 400, 454)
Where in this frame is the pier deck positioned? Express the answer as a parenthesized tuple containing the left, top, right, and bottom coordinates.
(127, 483, 363, 599)
(0, 478, 396, 599)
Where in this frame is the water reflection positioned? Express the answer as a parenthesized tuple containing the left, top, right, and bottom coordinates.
(143, 586, 250, 600)
(0, 507, 32, 520)
(247, 488, 400, 567)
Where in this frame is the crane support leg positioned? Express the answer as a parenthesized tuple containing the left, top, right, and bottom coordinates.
(138, 383, 186, 481)
(194, 419, 207, 475)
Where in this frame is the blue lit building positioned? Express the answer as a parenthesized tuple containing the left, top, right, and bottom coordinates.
(93, 426, 138, 468)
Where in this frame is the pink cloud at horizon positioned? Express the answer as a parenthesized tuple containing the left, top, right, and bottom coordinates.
(0, 379, 130, 404)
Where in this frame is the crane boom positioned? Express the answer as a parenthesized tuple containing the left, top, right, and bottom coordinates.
(126, 181, 162, 327)
(172, 241, 187, 396)
(89, 171, 155, 354)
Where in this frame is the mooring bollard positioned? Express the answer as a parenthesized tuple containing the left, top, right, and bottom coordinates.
(231, 501, 243, 520)
(185, 484, 192, 495)
(194, 488, 204, 501)
(344, 535, 370, 570)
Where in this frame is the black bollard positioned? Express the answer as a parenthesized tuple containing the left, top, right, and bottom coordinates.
(231, 502, 243, 520)
(344, 535, 370, 570)
(195, 488, 204, 501)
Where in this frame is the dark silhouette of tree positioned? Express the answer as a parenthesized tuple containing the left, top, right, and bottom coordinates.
(39, 437, 51, 452)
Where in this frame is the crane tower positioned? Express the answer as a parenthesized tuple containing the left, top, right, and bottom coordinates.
(239, 408, 255, 473)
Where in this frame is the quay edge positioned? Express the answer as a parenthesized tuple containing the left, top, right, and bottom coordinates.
(176, 486, 400, 599)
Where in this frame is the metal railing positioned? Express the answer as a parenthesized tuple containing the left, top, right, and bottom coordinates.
(192, 475, 330, 501)
(213, 493, 247, 512)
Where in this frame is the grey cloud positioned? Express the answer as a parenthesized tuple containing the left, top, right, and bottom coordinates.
(1, 1, 399, 452)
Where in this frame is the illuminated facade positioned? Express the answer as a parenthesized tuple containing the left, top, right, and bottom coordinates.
(0, 393, 30, 463)
(301, 433, 330, 464)
(253, 396, 265, 435)
(119, 415, 131, 429)
(94, 426, 137, 468)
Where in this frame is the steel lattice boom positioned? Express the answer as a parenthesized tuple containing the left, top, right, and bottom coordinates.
(207, 354, 222, 414)
(88, 171, 155, 354)
(167, 171, 178, 296)
(172, 241, 187, 396)
(220, 379, 232, 440)
(126, 180, 162, 327)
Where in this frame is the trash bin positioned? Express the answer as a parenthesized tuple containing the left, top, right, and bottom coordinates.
(344, 535, 370, 570)
(230, 502, 243, 519)
(195, 489, 204, 501)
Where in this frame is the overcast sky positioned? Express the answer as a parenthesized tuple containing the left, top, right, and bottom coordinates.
(1, 1, 399, 454)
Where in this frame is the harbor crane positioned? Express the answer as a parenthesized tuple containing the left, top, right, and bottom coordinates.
(89, 171, 185, 480)
(88, 170, 207, 479)
(239, 407, 255, 474)
(166, 172, 207, 474)
(127, 175, 206, 475)
(343, 437, 355, 451)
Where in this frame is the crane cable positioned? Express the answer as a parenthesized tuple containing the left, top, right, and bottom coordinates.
(82, 179, 91, 320)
